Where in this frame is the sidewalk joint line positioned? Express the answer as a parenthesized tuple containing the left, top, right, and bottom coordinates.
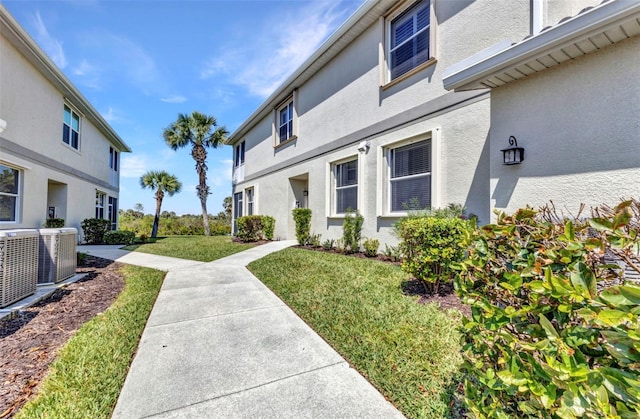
(146, 304, 287, 328)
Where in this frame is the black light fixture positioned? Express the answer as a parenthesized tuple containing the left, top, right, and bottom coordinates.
(501, 136, 524, 165)
(303, 189, 308, 197)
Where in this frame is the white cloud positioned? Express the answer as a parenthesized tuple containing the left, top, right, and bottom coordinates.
(161, 95, 187, 104)
(200, 0, 356, 98)
(120, 154, 149, 178)
(101, 106, 124, 123)
(208, 159, 233, 188)
(32, 11, 67, 69)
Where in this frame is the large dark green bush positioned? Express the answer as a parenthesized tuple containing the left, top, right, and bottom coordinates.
(397, 216, 470, 292)
(103, 230, 136, 245)
(45, 218, 65, 228)
(236, 215, 264, 242)
(81, 218, 111, 244)
(342, 209, 364, 253)
(455, 201, 640, 418)
(292, 208, 312, 245)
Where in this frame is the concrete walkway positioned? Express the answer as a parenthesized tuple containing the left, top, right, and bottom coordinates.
(80, 242, 403, 418)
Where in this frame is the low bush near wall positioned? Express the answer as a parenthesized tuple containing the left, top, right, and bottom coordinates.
(455, 201, 640, 417)
(104, 230, 136, 245)
(81, 219, 111, 244)
(342, 210, 364, 254)
(44, 218, 65, 228)
(262, 216, 275, 240)
(292, 208, 312, 245)
(236, 215, 276, 242)
(397, 216, 470, 292)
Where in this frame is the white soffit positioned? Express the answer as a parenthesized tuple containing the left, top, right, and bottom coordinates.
(443, 0, 640, 91)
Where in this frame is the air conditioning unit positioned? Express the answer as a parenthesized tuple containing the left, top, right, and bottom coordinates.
(38, 228, 78, 284)
(0, 229, 39, 308)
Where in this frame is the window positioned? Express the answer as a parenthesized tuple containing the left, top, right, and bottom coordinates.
(63, 104, 80, 149)
(234, 141, 245, 167)
(0, 164, 20, 222)
(388, 0, 431, 81)
(275, 94, 297, 146)
(108, 197, 118, 230)
(334, 159, 358, 214)
(96, 191, 106, 219)
(109, 147, 119, 171)
(245, 187, 254, 216)
(389, 140, 431, 212)
(233, 191, 243, 232)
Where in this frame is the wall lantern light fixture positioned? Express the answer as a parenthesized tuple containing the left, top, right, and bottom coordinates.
(501, 135, 524, 165)
(303, 189, 308, 197)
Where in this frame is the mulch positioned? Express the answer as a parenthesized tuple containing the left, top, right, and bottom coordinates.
(0, 256, 125, 418)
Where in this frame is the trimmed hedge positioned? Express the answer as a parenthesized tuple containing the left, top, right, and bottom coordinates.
(236, 215, 276, 242)
(104, 230, 136, 245)
(455, 201, 640, 418)
(292, 208, 312, 245)
(81, 218, 111, 244)
(45, 218, 65, 228)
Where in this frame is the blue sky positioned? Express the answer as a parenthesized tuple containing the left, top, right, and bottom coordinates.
(3, 0, 365, 216)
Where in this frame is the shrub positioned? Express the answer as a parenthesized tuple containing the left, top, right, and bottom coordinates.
(209, 220, 231, 236)
(262, 216, 275, 240)
(104, 230, 136, 245)
(363, 238, 380, 257)
(236, 215, 264, 242)
(322, 239, 335, 251)
(397, 216, 469, 292)
(45, 218, 65, 228)
(342, 209, 364, 253)
(310, 234, 322, 248)
(81, 218, 111, 244)
(138, 233, 149, 243)
(455, 201, 640, 418)
(383, 244, 401, 262)
(292, 208, 312, 245)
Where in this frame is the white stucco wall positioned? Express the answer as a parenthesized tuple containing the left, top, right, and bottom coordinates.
(1, 31, 121, 236)
(490, 34, 640, 218)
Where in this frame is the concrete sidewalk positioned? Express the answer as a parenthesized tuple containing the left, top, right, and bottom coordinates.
(83, 242, 403, 418)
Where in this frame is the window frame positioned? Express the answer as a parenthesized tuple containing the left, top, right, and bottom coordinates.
(109, 147, 119, 172)
(388, 139, 431, 213)
(108, 196, 118, 230)
(0, 162, 21, 223)
(63, 104, 81, 150)
(331, 156, 359, 216)
(234, 141, 245, 168)
(274, 92, 298, 147)
(95, 191, 106, 219)
(245, 187, 254, 216)
(382, 0, 437, 88)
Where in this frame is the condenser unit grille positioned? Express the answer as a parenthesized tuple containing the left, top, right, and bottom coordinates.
(38, 228, 77, 284)
(0, 231, 39, 308)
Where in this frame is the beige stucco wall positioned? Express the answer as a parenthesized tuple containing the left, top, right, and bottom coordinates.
(0, 31, 120, 237)
(490, 34, 640, 219)
(233, 0, 532, 244)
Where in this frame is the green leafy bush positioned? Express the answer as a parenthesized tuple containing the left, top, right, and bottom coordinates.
(397, 216, 470, 292)
(292, 208, 312, 245)
(363, 238, 379, 257)
(322, 239, 335, 251)
(342, 210, 364, 253)
(209, 221, 231, 236)
(455, 201, 640, 418)
(310, 234, 321, 248)
(262, 216, 275, 240)
(81, 218, 111, 244)
(383, 244, 402, 262)
(103, 230, 136, 245)
(45, 218, 65, 228)
(236, 215, 264, 242)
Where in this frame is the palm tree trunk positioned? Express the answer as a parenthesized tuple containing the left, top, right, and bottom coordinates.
(193, 145, 211, 236)
(152, 191, 163, 238)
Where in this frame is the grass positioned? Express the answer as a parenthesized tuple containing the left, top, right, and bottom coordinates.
(248, 248, 464, 418)
(16, 265, 165, 418)
(122, 235, 255, 262)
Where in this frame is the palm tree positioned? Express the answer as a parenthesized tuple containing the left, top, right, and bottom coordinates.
(140, 170, 182, 238)
(163, 111, 228, 236)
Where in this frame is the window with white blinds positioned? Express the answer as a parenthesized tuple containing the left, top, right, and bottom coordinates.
(334, 159, 358, 214)
(389, 140, 430, 212)
(389, 0, 431, 80)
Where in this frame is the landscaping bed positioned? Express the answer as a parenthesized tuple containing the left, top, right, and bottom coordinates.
(0, 256, 125, 418)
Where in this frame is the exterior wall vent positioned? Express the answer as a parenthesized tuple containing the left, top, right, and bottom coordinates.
(38, 228, 77, 284)
(0, 229, 39, 308)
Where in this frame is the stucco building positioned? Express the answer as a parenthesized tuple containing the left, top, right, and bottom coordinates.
(228, 0, 623, 244)
(443, 0, 640, 219)
(0, 4, 131, 238)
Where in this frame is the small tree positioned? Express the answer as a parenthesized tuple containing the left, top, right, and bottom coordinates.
(292, 208, 312, 245)
(342, 209, 364, 253)
(140, 170, 182, 238)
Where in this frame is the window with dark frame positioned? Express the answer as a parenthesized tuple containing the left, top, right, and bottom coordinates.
(277, 100, 294, 144)
(95, 191, 106, 219)
(389, 0, 431, 81)
(108, 196, 118, 230)
(109, 147, 119, 171)
(235, 141, 245, 167)
(63, 105, 80, 149)
(0, 164, 19, 222)
(389, 140, 431, 212)
(334, 159, 358, 214)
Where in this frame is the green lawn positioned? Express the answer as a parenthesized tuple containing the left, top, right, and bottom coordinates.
(122, 235, 255, 262)
(248, 248, 464, 418)
(16, 265, 165, 418)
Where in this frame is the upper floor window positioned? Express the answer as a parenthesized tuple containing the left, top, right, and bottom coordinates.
(109, 147, 119, 172)
(63, 104, 80, 150)
(0, 163, 20, 222)
(334, 158, 358, 214)
(234, 141, 245, 167)
(274, 93, 297, 146)
(389, 139, 431, 212)
(387, 0, 432, 82)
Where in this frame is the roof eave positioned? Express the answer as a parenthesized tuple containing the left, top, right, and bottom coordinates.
(443, 0, 640, 92)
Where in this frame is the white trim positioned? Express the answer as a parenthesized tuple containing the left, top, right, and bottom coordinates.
(531, 0, 544, 35)
(0, 161, 22, 224)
